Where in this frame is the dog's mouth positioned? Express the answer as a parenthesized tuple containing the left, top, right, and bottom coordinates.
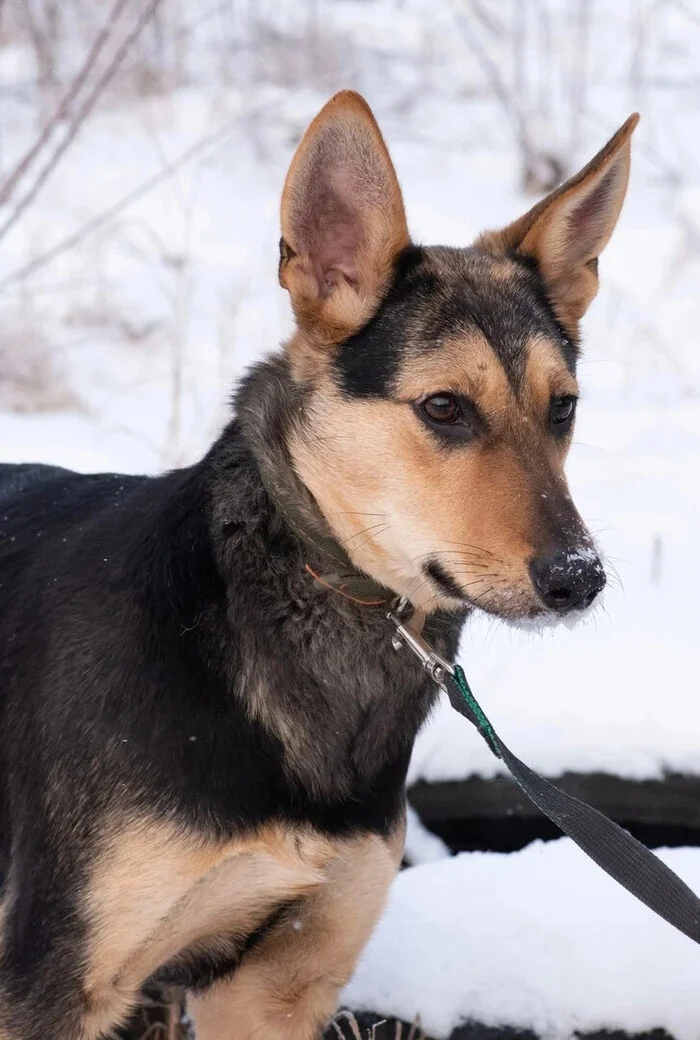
(476, 592, 605, 633)
(422, 547, 607, 624)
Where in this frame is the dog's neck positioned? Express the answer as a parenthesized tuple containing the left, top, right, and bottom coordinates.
(235, 354, 394, 608)
(194, 354, 465, 799)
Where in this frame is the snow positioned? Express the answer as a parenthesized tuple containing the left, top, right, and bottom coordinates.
(2, 5, 700, 1034)
(404, 804, 452, 866)
(2, 7, 698, 782)
(344, 839, 700, 1039)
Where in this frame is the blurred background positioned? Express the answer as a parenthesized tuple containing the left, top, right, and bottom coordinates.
(2, 0, 700, 809)
(2, 0, 699, 790)
(2, 2, 700, 1037)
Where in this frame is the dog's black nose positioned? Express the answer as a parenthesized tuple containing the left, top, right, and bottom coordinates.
(529, 547, 606, 613)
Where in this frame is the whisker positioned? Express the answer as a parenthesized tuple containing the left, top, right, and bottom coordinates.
(410, 558, 491, 572)
(419, 539, 497, 558)
(444, 558, 499, 569)
(426, 550, 502, 562)
(604, 560, 624, 592)
(325, 511, 388, 518)
(344, 523, 392, 555)
(471, 585, 497, 603)
(445, 565, 500, 578)
(338, 522, 389, 547)
(409, 549, 502, 567)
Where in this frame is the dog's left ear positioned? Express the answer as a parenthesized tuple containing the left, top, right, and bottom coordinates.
(479, 114, 639, 331)
(279, 91, 410, 347)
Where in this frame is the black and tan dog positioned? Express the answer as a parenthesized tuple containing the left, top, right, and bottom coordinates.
(0, 93, 637, 1039)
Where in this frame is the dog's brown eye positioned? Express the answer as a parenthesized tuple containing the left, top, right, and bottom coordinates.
(550, 395, 576, 430)
(421, 394, 460, 424)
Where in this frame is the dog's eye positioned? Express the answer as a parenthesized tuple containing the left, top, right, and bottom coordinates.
(549, 395, 577, 430)
(421, 394, 461, 425)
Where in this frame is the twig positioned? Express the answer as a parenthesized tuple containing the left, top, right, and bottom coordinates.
(535, 0, 553, 126)
(513, 0, 526, 120)
(0, 0, 134, 207)
(450, 0, 528, 147)
(0, 103, 277, 293)
(0, 0, 164, 246)
(569, 0, 592, 157)
(20, 1, 59, 93)
(669, 0, 700, 29)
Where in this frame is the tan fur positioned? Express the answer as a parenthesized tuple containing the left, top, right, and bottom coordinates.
(188, 820, 405, 1040)
(521, 334, 579, 417)
(238, 672, 309, 787)
(478, 113, 638, 332)
(290, 333, 581, 616)
(238, 671, 347, 800)
(81, 820, 336, 1038)
(281, 101, 637, 616)
(279, 91, 409, 361)
(0, 93, 631, 1040)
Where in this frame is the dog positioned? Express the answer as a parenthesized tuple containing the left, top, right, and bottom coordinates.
(0, 92, 637, 1039)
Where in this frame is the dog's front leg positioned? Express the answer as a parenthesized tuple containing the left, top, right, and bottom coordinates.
(187, 824, 403, 1040)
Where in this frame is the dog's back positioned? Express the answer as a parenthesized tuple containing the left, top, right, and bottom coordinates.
(0, 464, 145, 871)
(0, 463, 221, 880)
(0, 462, 147, 604)
(0, 461, 152, 666)
(0, 90, 638, 1040)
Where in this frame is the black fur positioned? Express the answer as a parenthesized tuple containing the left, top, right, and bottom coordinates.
(334, 245, 573, 399)
(423, 560, 467, 602)
(0, 241, 578, 1037)
(0, 354, 462, 1036)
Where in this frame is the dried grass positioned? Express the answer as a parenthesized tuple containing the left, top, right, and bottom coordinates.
(120, 996, 427, 1040)
(0, 316, 79, 414)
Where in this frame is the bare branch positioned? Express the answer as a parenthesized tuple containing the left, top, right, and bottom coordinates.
(0, 103, 280, 293)
(669, 0, 700, 29)
(569, 0, 592, 157)
(451, 2, 528, 147)
(0, 0, 165, 246)
(0, 0, 134, 207)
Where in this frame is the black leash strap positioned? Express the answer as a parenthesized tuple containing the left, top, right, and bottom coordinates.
(444, 664, 700, 946)
(387, 601, 700, 947)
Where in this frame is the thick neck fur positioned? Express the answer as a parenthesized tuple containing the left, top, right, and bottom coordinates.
(0, 357, 465, 846)
(199, 354, 464, 802)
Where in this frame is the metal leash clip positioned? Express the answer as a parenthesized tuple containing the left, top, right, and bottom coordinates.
(387, 597, 455, 687)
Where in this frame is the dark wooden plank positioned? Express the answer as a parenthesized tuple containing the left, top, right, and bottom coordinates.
(409, 772, 700, 829)
(332, 1012, 675, 1040)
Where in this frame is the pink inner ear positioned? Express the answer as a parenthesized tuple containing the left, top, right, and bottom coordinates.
(301, 167, 364, 296)
(565, 163, 618, 264)
(314, 213, 361, 294)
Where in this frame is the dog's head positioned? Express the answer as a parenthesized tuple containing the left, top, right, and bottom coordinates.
(278, 92, 638, 619)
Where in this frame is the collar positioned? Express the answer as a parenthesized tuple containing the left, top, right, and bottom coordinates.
(248, 408, 395, 609)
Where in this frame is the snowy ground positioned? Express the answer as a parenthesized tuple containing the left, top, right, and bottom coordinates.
(1, 1, 700, 1035)
(345, 839, 700, 1040)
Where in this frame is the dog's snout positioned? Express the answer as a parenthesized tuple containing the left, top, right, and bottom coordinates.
(529, 547, 606, 613)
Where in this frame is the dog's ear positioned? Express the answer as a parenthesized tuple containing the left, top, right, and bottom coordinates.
(479, 114, 639, 331)
(279, 91, 410, 347)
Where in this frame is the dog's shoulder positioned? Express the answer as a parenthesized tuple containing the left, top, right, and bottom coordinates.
(0, 461, 146, 531)
(0, 463, 146, 601)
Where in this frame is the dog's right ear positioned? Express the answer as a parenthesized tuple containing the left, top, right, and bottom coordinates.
(279, 91, 410, 349)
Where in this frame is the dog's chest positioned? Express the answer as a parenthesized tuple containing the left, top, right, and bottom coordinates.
(238, 603, 459, 804)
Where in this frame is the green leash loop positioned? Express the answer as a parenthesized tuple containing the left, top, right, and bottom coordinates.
(451, 664, 501, 759)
